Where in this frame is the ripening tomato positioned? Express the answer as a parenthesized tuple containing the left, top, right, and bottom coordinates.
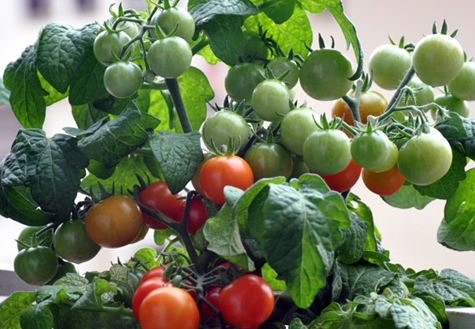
(320, 159, 361, 193)
(331, 91, 388, 126)
(362, 167, 405, 196)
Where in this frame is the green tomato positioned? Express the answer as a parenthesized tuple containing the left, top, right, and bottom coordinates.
(350, 130, 392, 170)
(147, 36, 192, 78)
(150, 6, 195, 42)
(104, 61, 143, 99)
(303, 129, 352, 175)
(280, 107, 319, 156)
(53, 220, 102, 264)
(267, 57, 300, 89)
(244, 142, 293, 180)
(225, 62, 265, 104)
(430, 93, 470, 119)
(201, 110, 250, 151)
(300, 48, 353, 101)
(398, 77, 434, 107)
(289, 154, 310, 179)
(240, 32, 269, 62)
(397, 127, 453, 185)
(448, 61, 475, 101)
(412, 33, 464, 87)
(93, 30, 132, 66)
(14, 246, 58, 286)
(368, 44, 412, 90)
(251, 79, 292, 122)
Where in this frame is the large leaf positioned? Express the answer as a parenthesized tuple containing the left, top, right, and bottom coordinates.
(0, 129, 88, 222)
(0, 291, 37, 329)
(436, 112, 475, 160)
(245, 174, 350, 308)
(0, 78, 10, 106)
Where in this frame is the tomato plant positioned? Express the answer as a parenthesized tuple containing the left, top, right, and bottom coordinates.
(150, 6, 195, 42)
(331, 90, 388, 126)
(368, 44, 412, 90)
(139, 286, 200, 329)
(185, 197, 208, 235)
(430, 93, 470, 119)
(350, 130, 392, 170)
(225, 62, 265, 104)
(138, 181, 185, 230)
(448, 61, 475, 101)
(279, 107, 319, 156)
(85, 195, 144, 248)
(14, 246, 58, 286)
(200, 287, 222, 318)
(266, 56, 300, 89)
(93, 30, 132, 66)
(199, 155, 254, 205)
(251, 79, 292, 122)
(53, 219, 101, 264)
(320, 158, 361, 193)
(219, 274, 274, 329)
(132, 276, 169, 321)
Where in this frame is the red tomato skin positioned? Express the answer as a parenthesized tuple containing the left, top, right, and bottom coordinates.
(320, 159, 362, 193)
(139, 286, 200, 329)
(199, 155, 254, 205)
(362, 166, 406, 196)
(132, 276, 169, 321)
(218, 274, 274, 329)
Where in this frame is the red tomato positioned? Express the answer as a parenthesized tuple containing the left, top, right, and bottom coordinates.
(140, 266, 165, 283)
(139, 286, 200, 329)
(218, 274, 274, 329)
(132, 276, 169, 321)
(138, 181, 185, 230)
(319, 159, 362, 193)
(200, 287, 222, 318)
(199, 155, 254, 205)
(186, 197, 208, 235)
(362, 166, 405, 196)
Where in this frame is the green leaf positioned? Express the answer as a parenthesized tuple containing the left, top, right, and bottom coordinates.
(0, 291, 36, 329)
(346, 193, 379, 252)
(311, 0, 363, 79)
(247, 174, 350, 308)
(437, 168, 475, 251)
(414, 149, 467, 200)
(190, 0, 259, 26)
(339, 263, 397, 301)
(297, 0, 325, 13)
(37, 23, 99, 94)
(259, 0, 296, 24)
(440, 268, 475, 302)
(19, 303, 54, 329)
(0, 78, 11, 106)
(77, 105, 158, 168)
(68, 40, 107, 106)
(383, 182, 434, 209)
(1, 129, 88, 221)
(337, 213, 367, 264)
(3, 45, 48, 128)
(149, 131, 203, 194)
(435, 112, 475, 160)
(71, 103, 109, 131)
(203, 203, 255, 271)
(133, 247, 160, 270)
(244, 3, 312, 60)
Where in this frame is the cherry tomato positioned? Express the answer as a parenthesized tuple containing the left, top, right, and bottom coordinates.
(350, 130, 392, 170)
(138, 181, 185, 230)
(244, 142, 293, 181)
(93, 30, 132, 66)
(266, 56, 300, 89)
(201, 110, 250, 152)
(320, 158, 361, 193)
(430, 93, 470, 119)
(368, 44, 412, 90)
(303, 129, 352, 175)
(85, 195, 143, 248)
(132, 276, 169, 321)
(300, 48, 353, 101)
(280, 107, 319, 156)
(448, 61, 475, 101)
(251, 79, 292, 122)
(14, 246, 58, 286)
(218, 274, 274, 329)
(200, 287, 222, 318)
(150, 6, 195, 42)
(139, 286, 200, 329)
(147, 36, 192, 78)
(225, 62, 265, 104)
(103, 61, 143, 99)
(397, 127, 453, 185)
(199, 155, 254, 206)
(186, 197, 208, 235)
(362, 167, 405, 196)
(412, 33, 464, 87)
(53, 219, 101, 264)
(141, 266, 165, 283)
(331, 91, 388, 126)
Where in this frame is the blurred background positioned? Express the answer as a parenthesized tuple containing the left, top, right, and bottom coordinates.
(1, 0, 475, 280)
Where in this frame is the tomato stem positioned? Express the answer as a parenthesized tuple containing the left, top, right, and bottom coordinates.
(165, 78, 194, 133)
(385, 66, 416, 113)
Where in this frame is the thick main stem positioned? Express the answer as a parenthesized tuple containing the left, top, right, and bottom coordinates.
(165, 78, 193, 133)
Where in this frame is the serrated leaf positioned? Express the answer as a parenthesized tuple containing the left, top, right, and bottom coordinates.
(3, 45, 48, 128)
(337, 213, 367, 264)
(0, 291, 36, 329)
(0, 129, 88, 221)
(203, 203, 255, 271)
(19, 303, 54, 329)
(244, 3, 312, 60)
(149, 131, 203, 194)
(37, 23, 99, 94)
(77, 105, 158, 168)
(247, 174, 350, 308)
(435, 112, 475, 160)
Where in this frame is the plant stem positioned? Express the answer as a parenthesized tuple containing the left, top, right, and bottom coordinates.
(165, 78, 193, 133)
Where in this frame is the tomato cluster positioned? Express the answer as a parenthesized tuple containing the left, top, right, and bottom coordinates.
(132, 265, 274, 329)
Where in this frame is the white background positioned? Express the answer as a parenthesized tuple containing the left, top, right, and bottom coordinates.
(0, 0, 475, 279)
